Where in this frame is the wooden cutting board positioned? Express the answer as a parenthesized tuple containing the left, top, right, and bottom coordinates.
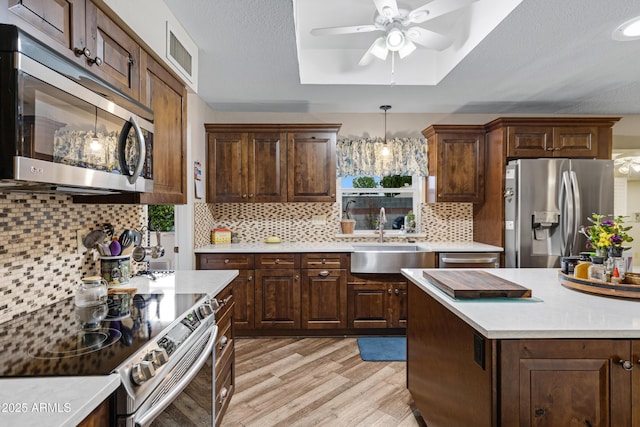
(422, 270, 532, 299)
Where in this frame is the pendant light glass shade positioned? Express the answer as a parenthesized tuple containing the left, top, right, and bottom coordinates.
(380, 105, 391, 158)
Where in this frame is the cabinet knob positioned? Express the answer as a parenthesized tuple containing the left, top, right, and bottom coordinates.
(322, 258, 327, 264)
(219, 335, 228, 350)
(224, 259, 229, 264)
(388, 289, 392, 294)
(249, 193, 254, 198)
(219, 387, 228, 404)
(248, 276, 253, 281)
(395, 288, 399, 295)
(74, 47, 92, 58)
(619, 359, 633, 371)
(331, 194, 335, 197)
(275, 258, 280, 264)
(242, 194, 247, 198)
(90, 56, 103, 66)
(295, 275, 299, 280)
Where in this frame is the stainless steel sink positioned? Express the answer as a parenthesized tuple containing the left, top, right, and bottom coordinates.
(350, 244, 433, 273)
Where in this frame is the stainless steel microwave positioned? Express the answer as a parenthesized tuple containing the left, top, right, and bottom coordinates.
(0, 24, 153, 195)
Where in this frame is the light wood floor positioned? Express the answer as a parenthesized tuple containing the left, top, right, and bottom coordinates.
(221, 337, 424, 427)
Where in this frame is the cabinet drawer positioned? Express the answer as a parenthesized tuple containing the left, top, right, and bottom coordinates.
(215, 348, 235, 425)
(197, 253, 254, 270)
(214, 289, 234, 323)
(256, 253, 300, 269)
(215, 306, 233, 364)
(301, 253, 347, 269)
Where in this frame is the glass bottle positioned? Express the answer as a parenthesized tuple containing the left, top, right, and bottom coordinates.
(588, 257, 607, 282)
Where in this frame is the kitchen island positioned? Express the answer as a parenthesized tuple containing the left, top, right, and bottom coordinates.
(0, 270, 237, 427)
(402, 268, 640, 427)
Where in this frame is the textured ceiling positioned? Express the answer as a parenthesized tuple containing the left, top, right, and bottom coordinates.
(163, 0, 640, 114)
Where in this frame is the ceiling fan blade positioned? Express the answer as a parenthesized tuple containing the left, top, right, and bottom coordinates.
(373, 0, 399, 20)
(311, 24, 380, 36)
(408, 0, 478, 24)
(406, 27, 454, 50)
(358, 36, 388, 66)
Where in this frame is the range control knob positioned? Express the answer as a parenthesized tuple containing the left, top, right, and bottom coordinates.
(145, 348, 169, 368)
(199, 303, 214, 318)
(130, 361, 156, 385)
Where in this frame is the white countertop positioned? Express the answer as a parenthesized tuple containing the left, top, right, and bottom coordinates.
(195, 241, 503, 253)
(0, 270, 238, 427)
(403, 268, 640, 339)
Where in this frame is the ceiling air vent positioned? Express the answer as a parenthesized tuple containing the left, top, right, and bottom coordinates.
(166, 22, 195, 83)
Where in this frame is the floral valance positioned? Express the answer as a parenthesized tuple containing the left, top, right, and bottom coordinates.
(336, 136, 428, 177)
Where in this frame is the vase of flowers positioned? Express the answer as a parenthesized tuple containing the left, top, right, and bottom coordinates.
(579, 213, 633, 256)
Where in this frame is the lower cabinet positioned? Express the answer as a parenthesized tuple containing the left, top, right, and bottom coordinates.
(301, 253, 348, 329)
(213, 282, 235, 426)
(348, 274, 407, 329)
(254, 267, 301, 329)
(408, 281, 638, 427)
(77, 397, 110, 427)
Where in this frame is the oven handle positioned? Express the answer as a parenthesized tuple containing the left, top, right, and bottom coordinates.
(440, 257, 498, 264)
(134, 325, 218, 427)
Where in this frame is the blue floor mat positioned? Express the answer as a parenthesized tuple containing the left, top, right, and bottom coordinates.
(357, 337, 406, 361)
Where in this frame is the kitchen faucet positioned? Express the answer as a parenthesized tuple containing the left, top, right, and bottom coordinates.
(378, 207, 387, 243)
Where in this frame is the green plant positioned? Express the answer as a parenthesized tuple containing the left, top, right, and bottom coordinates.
(148, 205, 175, 231)
(352, 176, 377, 188)
(380, 175, 412, 196)
(342, 200, 356, 220)
(579, 213, 633, 252)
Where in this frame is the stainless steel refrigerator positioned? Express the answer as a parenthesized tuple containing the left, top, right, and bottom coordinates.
(504, 159, 614, 268)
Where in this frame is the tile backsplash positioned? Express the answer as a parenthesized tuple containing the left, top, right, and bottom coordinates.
(0, 193, 146, 323)
(194, 202, 472, 247)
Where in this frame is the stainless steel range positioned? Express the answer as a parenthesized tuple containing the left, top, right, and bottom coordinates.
(0, 282, 218, 426)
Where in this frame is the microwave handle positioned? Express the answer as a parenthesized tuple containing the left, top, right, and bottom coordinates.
(118, 117, 146, 185)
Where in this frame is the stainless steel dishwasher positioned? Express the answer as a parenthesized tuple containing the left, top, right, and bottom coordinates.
(438, 252, 500, 268)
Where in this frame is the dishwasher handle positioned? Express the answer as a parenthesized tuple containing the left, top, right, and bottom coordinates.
(440, 257, 498, 264)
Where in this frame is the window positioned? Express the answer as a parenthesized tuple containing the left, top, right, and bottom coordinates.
(338, 175, 423, 232)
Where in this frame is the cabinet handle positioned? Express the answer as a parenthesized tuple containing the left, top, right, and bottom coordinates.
(546, 147, 554, 151)
(331, 194, 335, 197)
(219, 335, 228, 350)
(219, 387, 228, 404)
(242, 194, 247, 198)
(89, 56, 103, 66)
(275, 258, 280, 264)
(619, 359, 633, 371)
(249, 193, 254, 198)
(295, 275, 299, 280)
(318, 270, 330, 277)
(322, 258, 327, 264)
(224, 259, 229, 264)
(248, 276, 253, 281)
(388, 289, 392, 294)
(395, 288, 399, 295)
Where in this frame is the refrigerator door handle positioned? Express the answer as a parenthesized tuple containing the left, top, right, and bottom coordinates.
(569, 170, 581, 255)
(560, 171, 574, 257)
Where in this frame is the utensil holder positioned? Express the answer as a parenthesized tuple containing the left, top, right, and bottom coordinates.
(101, 255, 131, 285)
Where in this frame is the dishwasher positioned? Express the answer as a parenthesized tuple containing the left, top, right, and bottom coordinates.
(438, 252, 500, 268)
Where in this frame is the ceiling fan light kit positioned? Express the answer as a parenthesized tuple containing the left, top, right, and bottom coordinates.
(310, 0, 477, 68)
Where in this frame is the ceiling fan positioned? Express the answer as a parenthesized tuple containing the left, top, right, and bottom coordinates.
(310, 0, 478, 66)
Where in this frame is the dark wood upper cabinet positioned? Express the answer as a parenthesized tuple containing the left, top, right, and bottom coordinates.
(422, 125, 486, 204)
(205, 124, 341, 203)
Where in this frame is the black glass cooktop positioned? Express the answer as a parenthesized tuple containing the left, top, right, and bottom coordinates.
(0, 291, 205, 377)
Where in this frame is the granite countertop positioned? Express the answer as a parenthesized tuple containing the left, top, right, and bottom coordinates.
(0, 270, 238, 427)
(195, 241, 503, 253)
(402, 268, 640, 340)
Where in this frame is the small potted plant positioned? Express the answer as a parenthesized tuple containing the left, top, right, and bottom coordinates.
(580, 213, 633, 258)
(340, 200, 356, 234)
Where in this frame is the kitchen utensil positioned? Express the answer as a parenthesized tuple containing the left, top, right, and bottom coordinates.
(109, 237, 122, 256)
(132, 229, 142, 246)
(132, 245, 152, 263)
(97, 243, 111, 257)
(82, 230, 106, 250)
(119, 230, 135, 251)
(103, 223, 114, 239)
(152, 230, 165, 258)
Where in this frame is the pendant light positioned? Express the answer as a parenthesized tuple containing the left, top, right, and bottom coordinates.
(380, 105, 391, 157)
(89, 106, 101, 152)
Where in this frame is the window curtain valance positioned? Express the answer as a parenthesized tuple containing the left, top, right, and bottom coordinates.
(336, 136, 428, 177)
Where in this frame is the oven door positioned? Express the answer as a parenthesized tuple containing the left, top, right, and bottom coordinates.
(128, 325, 218, 427)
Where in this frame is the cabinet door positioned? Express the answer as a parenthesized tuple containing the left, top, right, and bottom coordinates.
(207, 132, 248, 202)
(301, 269, 347, 329)
(347, 282, 391, 329)
(423, 127, 485, 204)
(552, 126, 599, 157)
(506, 126, 553, 157)
(633, 340, 640, 426)
(139, 54, 186, 204)
(287, 131, 336, 202)
(8, 0, 86, 54)
(231, 269, 254, 330)
(84, 1, 140, 99)
(392, 282, 407, 328)
(249, 132, 287, 202)
(500, 339, 632, 426)
(255, 269, 300, 329)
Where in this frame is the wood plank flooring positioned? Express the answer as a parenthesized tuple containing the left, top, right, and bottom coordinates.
(221, 337, 424, 427)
